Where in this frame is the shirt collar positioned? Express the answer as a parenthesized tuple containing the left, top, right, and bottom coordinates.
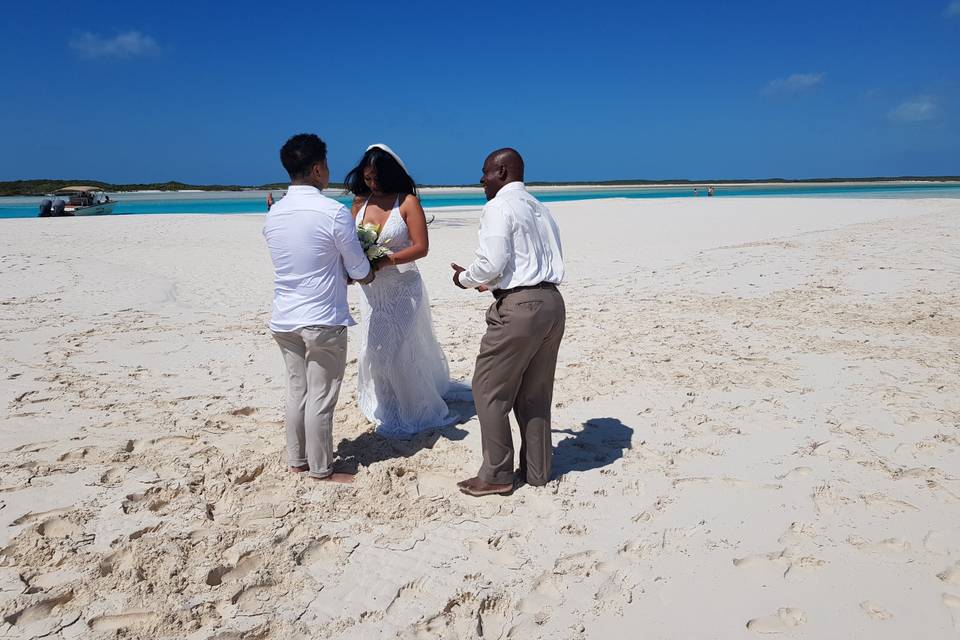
(287, 184, 321, 193)
(497, 181, 526, 196)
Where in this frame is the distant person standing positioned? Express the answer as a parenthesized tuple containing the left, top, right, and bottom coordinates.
(707, 186, 715, 197)
(266, 191, 285, 209)
(693, 188, 699, 197)
(451, 148, 566, 497)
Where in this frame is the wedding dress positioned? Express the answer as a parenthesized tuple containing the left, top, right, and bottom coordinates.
(355, 196, 456, 437)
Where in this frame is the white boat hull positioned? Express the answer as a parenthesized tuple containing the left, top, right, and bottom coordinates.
(70, 203, 117, 216)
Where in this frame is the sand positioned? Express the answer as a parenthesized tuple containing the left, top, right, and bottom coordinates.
(1, 196, 958, 639)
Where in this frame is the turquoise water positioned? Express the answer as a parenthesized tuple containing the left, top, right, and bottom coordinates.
(2, 183, 959, 219)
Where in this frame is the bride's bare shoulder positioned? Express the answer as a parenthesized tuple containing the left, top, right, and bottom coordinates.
(350, 195, 365, 217)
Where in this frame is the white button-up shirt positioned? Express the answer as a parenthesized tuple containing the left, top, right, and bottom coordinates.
(458, 181, 564, 291)
(263, 185, 371, 332)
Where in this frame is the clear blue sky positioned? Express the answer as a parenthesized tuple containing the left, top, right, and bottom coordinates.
(1, 0, 957, 184)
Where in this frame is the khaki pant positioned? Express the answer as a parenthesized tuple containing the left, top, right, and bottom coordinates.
(472, 287, 565, 486)
(272, 325, 347, 479)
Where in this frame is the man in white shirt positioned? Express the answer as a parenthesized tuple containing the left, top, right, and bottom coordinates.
(451, 148, 565, 496)
(263, 133, 374, 483)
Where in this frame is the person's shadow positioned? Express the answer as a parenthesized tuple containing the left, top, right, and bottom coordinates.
(334, 385, 476, 472)
(551, 417, 634, 479)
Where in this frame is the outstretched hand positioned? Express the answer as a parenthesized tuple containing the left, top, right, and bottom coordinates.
(450, 263, 467, 289)
(450, 263, 488, 292)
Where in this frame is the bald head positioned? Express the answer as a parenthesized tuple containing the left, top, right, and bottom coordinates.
(481, 148, 525, 200)
(486, 148, 524, 180)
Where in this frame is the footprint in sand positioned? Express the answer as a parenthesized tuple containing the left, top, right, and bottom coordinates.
(37, 517, 82, 539)
(734, 549, 825, 578)
(230, 463, 265, 485)
(206, 554, 263, 586)
(776, 466, 812, 480)
(9, 440, 57, 454)
(848, 536, 910, 554)
(518, 551, 603, 615)
(4, 590, 74, 626)
(133, 435, 197, 452)
(733, 550, 788, 570)
(87, 610, 158, 632)
(938, 563, 960, 586)
(230, 583, 275, 615)
(812, 483, 847, 514)
(384, 577, 430, 623)
(477, 594, 514, 639)
(519, 571, 564, 614)
(746, 608, 806, 634)
(944, 593, 960, 631)
(296, 535, 358, 567)
(99, 548, 136, 577)
(295, 535, 358, 584)
(860, 493, 918, 513)
(10, 507, 73, 528)
(860, 601, 893, 621)
(55, 447, 87, 462)
(924, 530, 957, 555)
(593, 569, 638, 610)
(778, 522, 817, 546)
(99, 466, 126, 485)
(122, 487, 174, 514)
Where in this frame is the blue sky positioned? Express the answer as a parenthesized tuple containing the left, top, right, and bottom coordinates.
(0, 0, 957, 184)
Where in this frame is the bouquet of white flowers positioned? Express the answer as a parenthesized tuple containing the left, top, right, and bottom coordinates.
(357, 223, 391, 264)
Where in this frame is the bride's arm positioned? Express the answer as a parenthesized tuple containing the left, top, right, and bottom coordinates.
(379, 194, 429, 267)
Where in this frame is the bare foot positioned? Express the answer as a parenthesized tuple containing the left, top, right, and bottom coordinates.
(311, 472, 355, 484)
(457, 476, 513, 497)
(290, 464, 309, 473)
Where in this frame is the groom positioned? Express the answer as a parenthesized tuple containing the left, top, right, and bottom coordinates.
(263, 133, 374, 483)
(451, 148, 566, 496)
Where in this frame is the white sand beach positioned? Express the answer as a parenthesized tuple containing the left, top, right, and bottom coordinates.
(1, 196, 959, 639)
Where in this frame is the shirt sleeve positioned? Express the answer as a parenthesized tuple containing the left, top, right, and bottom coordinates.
(458, 201, 512, 289)
(333, 206, 372, 281)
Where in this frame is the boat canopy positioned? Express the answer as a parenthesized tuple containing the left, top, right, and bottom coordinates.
(54, 186, 104, 194)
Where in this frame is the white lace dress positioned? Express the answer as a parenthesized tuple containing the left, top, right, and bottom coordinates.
(356, 197, 455, 437)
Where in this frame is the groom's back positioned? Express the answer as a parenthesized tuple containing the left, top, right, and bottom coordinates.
(264, 187, 339, 273)
(263, 186, 352, 331)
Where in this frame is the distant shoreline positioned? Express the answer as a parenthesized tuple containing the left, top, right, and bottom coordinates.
(2, 177, 959, 197)
(421, 179, 960, 195)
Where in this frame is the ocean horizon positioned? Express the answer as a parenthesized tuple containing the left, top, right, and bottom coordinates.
(2, 182, 960, 219)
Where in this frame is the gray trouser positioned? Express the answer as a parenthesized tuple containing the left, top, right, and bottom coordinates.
(472, 287, 566, 486)
(272, 325, 347, 478)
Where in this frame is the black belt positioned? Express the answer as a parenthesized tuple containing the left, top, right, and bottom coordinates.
(493, 282, 558, 300)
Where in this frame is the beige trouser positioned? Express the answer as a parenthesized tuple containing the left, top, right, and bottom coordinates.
(272, 325, 347, 479)
(472, 286, 566, 486)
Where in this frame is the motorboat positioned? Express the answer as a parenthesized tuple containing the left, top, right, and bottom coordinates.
(39, 186, 116, 217)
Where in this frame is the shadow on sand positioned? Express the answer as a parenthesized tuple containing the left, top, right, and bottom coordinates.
(551, 417, 634, 479)
(335, 388, 476, 473)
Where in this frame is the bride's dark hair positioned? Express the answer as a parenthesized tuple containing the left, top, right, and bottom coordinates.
(344, 147, 418, 197)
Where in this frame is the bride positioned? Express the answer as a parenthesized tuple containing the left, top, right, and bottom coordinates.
(345, 144, 454, 437)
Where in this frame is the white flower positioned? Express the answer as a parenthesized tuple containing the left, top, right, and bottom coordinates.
(366, 245, 390, 260)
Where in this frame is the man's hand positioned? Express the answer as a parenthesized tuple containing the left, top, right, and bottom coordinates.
(451, 263, 489, 292)
(451, 263, 467, 289)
